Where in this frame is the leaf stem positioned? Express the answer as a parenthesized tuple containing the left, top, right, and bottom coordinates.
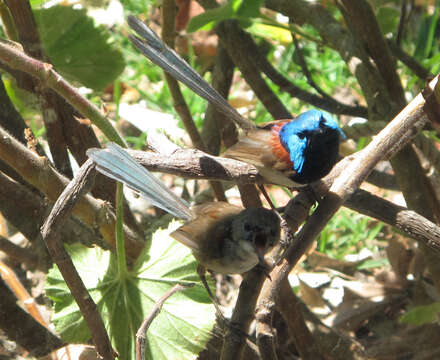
(116, 182, 127, 278)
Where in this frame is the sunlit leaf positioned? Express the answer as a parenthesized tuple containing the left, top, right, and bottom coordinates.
(187, 0, 264, 33)
(187, 3, 234, 33)
(34, 5, 125, 90)
(400, 302, 440, 326)
(247, 23, 292, 44)
(46, 221, 216, 360)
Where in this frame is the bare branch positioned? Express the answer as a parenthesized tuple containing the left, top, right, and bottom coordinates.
(41, 159, 117, 360)
(0, 235, 38, 267)
(388, 40, 433, 81)
(0, 38, 125, 146)
(255, 76, 437, 360)
(0, 125, 143, 258)
(0, 277, 64, 356)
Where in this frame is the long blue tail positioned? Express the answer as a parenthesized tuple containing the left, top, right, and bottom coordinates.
(127, 15, 252, 131)
(87, 143, 193, 221)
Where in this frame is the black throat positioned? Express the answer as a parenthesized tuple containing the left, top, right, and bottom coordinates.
(290, 128, 341, 184)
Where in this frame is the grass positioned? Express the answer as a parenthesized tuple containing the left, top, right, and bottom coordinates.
(317, 208, 386, 261)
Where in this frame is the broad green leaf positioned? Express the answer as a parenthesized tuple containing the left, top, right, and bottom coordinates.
(34, 5, 125, 90)
(46, 221, 216, 360)
(400, 302, 440, 326)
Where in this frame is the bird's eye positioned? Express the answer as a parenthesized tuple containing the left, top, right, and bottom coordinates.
(298, 133, 306, 139)
(319, 116, 329, 129)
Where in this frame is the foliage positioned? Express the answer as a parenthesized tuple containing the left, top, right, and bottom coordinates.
(318, 208, 385, 260)
(400, 302, 440, 326)
(1, 0, 440, 359)
(34, 5, 125, 91)
(46, 222, 216, 359)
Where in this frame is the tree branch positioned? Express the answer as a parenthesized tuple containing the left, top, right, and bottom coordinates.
(0, 38, 125, 146)
(0, 277, 64, 357)
(41, 159, 117, 360)
(255, 75, 437, 360)
(0, 125, 143, 259)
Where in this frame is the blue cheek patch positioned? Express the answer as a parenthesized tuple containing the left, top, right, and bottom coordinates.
(279, 130, 307, 173)
(286, 135, 307, 173)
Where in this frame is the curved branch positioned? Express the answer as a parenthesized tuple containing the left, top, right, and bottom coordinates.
(0, 38, 125, 146)
(0, 125, 143, 259)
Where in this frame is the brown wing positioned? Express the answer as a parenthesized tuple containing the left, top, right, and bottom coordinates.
(223, 122, 299, 187)
(170, 202, 242, 251)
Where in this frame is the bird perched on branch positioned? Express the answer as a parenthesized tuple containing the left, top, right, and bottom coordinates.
(224, 110, 347, 187)
(87, 143, 280, 275)
(127, 16, 346, 188)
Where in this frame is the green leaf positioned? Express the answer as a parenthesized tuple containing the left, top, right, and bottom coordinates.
(400, 302, 440, 326)
(187, 3, 235, 33)
(236, 0, 264, 18)
(247, 23, 292, 44)
(46, 221, 216, 360)
(414, 7, 440, 60)
(34, 5, 125, 90)
(186, 0, 264, 33)
(376, 6, 400, 35)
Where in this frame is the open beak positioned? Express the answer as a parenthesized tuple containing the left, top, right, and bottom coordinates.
(253, 233, 272, 279)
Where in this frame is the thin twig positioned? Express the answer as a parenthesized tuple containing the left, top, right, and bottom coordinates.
(0, 169, 103, 252)
(215, 19, 292, 120)
(396, 0, 408, 46)
(220, 266, 268, 360)
(201, 43, 235, 155)
(291, 30, 332, 99)
(0, 2, 18, 41)
(0, 260, 46, 326)
(201, 43, 262, 207)
(41, 159, 117, 360)
(274, 278, 325, 360)
(0, 235, 38, 267)
(4, 0, 73, 177)
(342, 0, 406, 108)
(198, 1, 368, 117)
(388, 40, 433, 80)
(136, 283, 195, 360)
(276, 278, 365, 359)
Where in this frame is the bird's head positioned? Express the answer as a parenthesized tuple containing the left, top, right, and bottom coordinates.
(278, 110, 346, 179)
(231, 208, 281, 267)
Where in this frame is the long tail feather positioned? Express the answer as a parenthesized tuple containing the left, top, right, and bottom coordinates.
(87, 143, 193, 221)
(127, 15, 254, 132)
